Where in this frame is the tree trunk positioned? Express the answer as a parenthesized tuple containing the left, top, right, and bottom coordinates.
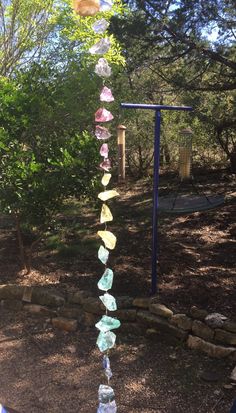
(229, 149, 236, 174)
(14, 214, 28, 272)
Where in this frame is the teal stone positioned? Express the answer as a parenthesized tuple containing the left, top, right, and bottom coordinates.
(98, 245, 109, 265)
(95, 315, 121, 333)
(97, 268, 114, 291)
(96, 331, 116, 352)
(99, 293, 117, 311)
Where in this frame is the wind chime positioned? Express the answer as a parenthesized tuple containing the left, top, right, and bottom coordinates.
(72, 1, 120, 412)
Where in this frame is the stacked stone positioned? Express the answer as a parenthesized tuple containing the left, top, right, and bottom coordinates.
(72, 1, 120, 412)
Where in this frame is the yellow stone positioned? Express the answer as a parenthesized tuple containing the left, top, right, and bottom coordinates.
(98, 190, 119, 202)
(97, 231, 117, 250)
(101, 173, 112, 187)
(100, 204, 113, 224)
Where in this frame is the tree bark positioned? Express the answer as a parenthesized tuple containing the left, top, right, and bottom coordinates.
(229, 149, 236, 174)
(14, 214, 27, 272)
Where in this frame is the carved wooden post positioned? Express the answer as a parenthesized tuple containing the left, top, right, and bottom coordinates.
(117, 124, 126, 183)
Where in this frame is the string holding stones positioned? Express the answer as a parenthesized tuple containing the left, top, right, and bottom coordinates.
(77, 1, 120, 411)
(71, 2, 119, 409)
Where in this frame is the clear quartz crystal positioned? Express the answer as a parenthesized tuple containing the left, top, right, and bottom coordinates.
(89, 38, 111, 55)
(95, 126, 112, 140)
(98, 268, 114, 291)
(95, 58, 112, 78)
(96, 331, 116, 352)
(100, 0, 113, 11)
(97, 400, 117, 413)
(96, 315, 121, 333)
(98, 384, 115, 403)
(92, 18, 110, 34)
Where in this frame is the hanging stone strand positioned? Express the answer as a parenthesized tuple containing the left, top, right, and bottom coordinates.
(88, 7, 120, 411)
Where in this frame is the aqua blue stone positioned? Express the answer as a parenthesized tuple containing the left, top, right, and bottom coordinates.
(96, 331, 116, 352)
(96, 315, 121, 333)
(98, 384, 115, 403)
(98, 245, 109, 265)
(97, 400, 117, 413)
(98, 268, 114, 291)
(99, 293, 117, 311)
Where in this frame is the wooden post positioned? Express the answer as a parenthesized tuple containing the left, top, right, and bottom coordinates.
(117, 124, 126, 183)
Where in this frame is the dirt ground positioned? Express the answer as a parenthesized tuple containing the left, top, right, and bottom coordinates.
(0, 168, 235, 412)
(0, 308, 235, 413)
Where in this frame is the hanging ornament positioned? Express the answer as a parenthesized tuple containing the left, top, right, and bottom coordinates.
(100, 143, 109, 157)
(95, 126, 112, 140)
(100, 0, 113, 11)
(101, 173, 112, 186)
(97, 230, 117, 250)
(92, 18, 110, 34)
(95, 108, 114, 122)
(100, 204, 113, 223)
(98, 190, 119, 201)
(89, 38, 111, 55)
(72, 0, 100, 16)
(95, 58, 112, 78)
(98, 268, 114, 291)
(98, 245, 109, 265)
(100, 86, 114, 103)
(100, 292, 117, 311)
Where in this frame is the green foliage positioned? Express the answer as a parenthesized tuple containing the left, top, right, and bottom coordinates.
(0, 0, 54, 76)
(0, 70, 100, 232)
(109, 0, 236, 172)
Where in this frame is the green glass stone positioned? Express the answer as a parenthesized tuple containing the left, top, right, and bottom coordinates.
(96, 331, 116, 352)
(97, 268, 114, 291)
(98, 245, 109, 265)
(95, 315, 121, 333)
(99, 293, 117, 311)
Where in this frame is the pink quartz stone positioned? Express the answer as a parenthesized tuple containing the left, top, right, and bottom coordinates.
(100, 86, 114, 103)
(100, 143, 109, 157)
(100, 159, 111, 171)
(95, 126, 112, 140)
(95, 108, 114, 123)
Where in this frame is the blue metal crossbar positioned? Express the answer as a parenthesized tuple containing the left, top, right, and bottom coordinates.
(121, 102, 193, 295)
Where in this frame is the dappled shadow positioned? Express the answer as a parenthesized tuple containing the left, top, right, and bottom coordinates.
(0, 309, 235, 413)
(0, 169, 235, 318)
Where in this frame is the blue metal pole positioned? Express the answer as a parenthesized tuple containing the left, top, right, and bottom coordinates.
(151, 111, 161, 295)
(121, 103, 193, 112)
(120, 102, 193, 295)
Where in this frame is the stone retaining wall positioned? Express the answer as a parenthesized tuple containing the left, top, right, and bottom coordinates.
(1, 284, 236, 362)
